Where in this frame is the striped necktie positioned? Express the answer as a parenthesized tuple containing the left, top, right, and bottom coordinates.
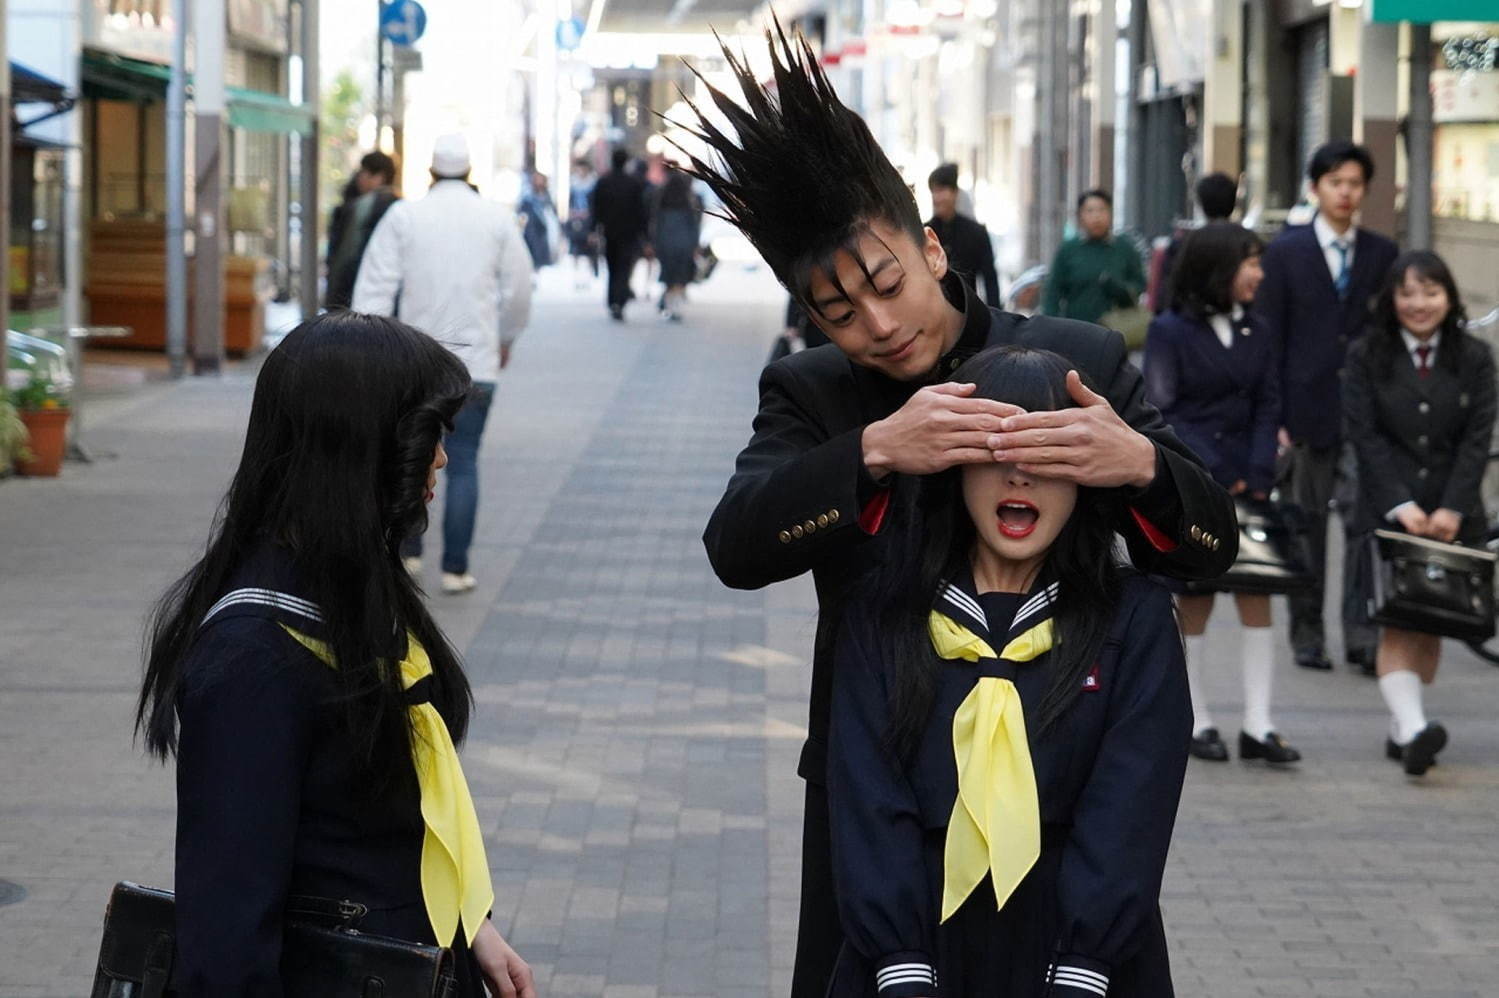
(1332, 240, 1351, 300)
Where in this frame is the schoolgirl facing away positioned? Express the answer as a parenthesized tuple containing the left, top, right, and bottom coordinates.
(826, 347, 1192, 998)
(135, 312, 535, 996)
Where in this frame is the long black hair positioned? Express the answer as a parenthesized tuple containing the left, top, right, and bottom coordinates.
(666, 19, 924, 310)
(868, 347, 1123, 761)
(1366, 250, 1468, 381)
(136, 312, 476, 787)
(1167, 222, 1262, 321)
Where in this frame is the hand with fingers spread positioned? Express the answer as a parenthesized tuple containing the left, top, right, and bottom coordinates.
(986, 370, 1157, 488)
(862, 382, 1021, 481)
(473, 919, 537, 998)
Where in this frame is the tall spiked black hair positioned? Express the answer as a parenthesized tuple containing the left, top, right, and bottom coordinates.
(669, 20, 924, 305)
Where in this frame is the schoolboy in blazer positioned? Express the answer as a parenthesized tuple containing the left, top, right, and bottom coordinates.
(1254, 140, 1398, 674)
(678, 25, 1237, 998)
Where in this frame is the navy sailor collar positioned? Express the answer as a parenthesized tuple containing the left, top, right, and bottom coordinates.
(936, 567, 1060, 646)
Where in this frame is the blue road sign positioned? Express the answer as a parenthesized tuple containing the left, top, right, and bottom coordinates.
(380, 0, 427, 46)
(556, 17, 586, 52)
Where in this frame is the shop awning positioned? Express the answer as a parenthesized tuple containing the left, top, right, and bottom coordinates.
(12, 60, 76, 129)
(1372, 0, 1497, 21)
(80, 49, 313, 135)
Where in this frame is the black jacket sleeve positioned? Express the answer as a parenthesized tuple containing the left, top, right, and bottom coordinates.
(1050, 582, 1191, 996)
(1441, 338, 1497, 517)
(826, 616, 938, 998)
(1095, 327, 1240, 579)
(702, 358, 887, 590)
(1253, 242, 1291, 435)
(1343, 343, 1415, 517)
(1248, 319, 1283, 495)
(174, 623, 318, 997)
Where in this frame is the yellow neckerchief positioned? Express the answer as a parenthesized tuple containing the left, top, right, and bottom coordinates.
(281, 625, 493, 948)
(928, 605, 1053, 923)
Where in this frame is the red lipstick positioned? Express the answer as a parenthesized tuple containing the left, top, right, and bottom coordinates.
(996, 499, 1039, 539)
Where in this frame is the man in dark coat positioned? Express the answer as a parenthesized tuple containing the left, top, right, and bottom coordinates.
(588, 148, 650, 320)
(1254, 140, 1398, 676)
(679, 26, 1238, 998)
(925, 163, 1000, 305)
(325, 150, 399, 309)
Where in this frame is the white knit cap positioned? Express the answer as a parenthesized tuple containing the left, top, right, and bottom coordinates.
(431, 133, 471, 177)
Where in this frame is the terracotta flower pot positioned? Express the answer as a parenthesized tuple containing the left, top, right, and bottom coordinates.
(17, 407, 70, 477)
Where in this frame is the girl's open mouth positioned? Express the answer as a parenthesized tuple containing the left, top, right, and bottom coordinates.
(996, 500, 1039, 539)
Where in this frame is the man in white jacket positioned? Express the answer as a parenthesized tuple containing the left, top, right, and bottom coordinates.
(353, 133, 534, 594)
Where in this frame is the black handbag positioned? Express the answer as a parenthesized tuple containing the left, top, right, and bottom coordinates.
(91, 881, 457, 998)
(1367, 529, 1497, 641)
(1185, 496, 1315, 595)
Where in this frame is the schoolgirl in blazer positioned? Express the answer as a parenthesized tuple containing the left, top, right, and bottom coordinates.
(824, 346, 1191, 998)
(135, 314, 535, 997)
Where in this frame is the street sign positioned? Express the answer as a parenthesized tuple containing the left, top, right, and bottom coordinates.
(556, 17, 586, 52)
(380, 0, 427, 46)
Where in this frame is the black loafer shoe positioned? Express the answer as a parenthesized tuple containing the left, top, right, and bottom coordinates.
(1190, 728, 1230, 761)
(1387, 736, 1440, 767)
(1347, 648, 1378, 677)
(1402, 722, 1448, 776)
(1240, 730, 1302, 764)
(1294, 648, 1333, 671)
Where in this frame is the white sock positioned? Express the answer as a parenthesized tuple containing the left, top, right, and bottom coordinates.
(1183, 634, 1214, 735)
(1241, 626, 1276, 741)
(1378, 670, 1428, 744)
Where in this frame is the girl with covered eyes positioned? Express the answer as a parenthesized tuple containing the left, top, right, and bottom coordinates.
(825, 346, 1192, 998)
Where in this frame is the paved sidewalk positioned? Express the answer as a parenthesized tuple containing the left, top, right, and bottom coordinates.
(2, 265, 1498, 997)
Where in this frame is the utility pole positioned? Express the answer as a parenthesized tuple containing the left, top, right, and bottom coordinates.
(166, 0, 188, 376)
(1405, 22, 1433, 250)
(299, 0, 321, 319)
(1, 0, 11, 345)
(192, 0, 226, 372)
(374, 1, 386, 143)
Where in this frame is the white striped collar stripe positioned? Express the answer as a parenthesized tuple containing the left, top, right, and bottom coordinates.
(939, 585, 988, 629)
(203, 590, 324, 626)
(1013, 581, 1059, 623)
(205, 587, 322, 619)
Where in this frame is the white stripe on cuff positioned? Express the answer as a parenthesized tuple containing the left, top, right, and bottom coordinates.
(1052, 965, 1109, 996)
(876, 962, 937, 992)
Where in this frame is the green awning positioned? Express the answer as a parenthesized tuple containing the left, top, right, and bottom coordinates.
(1371, 0, 1499, 21)
(80, 49, 312, 135)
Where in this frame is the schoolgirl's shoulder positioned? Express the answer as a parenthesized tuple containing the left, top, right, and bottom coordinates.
(1111, 569, 1177, 629)
(180, 614, 328, 699)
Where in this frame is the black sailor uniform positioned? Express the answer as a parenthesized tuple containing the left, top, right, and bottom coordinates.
(825, 572, 1191, 998)
(172, 542, 487, 997)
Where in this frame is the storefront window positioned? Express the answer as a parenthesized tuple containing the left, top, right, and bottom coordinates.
(1433, 23, 1499, 222)
(10, 146, 66, 317)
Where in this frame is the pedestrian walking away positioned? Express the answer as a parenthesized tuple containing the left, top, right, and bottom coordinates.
(590, 147, 650, 321)
(567, 158, 600, 288)
(1145, 222, 1299, 766)
(131, 312, 535, 997)
(324, 150, 400, 310)
(675, 24, 1237, 998)
(1254, 139, 1399, 676)
(519, 171, 561, 270)
(1343, 251, 1496, 776)
(826, 346, 1191, 998)
(926, 163, 1000, 306)
(352, 132, 534, 594)
(649, 167, 703, 322)
(1042, 189, 1145, 334)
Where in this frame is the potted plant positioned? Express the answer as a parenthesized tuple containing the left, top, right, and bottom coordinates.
(0, 388, 29, 476)
(11, 373, 70, 476)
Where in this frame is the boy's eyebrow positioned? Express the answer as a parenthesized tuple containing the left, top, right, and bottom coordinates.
(812, 256, 898, 310)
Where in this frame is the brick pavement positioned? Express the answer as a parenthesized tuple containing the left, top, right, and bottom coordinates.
(2, 266, 1498, 996)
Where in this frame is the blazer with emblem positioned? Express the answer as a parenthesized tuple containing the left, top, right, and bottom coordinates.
(1342, 330, 1497, 538)
(825, 572, 1190, 998)
(1144, 308, 1280, 495)
(1253, 222, 1398, 449)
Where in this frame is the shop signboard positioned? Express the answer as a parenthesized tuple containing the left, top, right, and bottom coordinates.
(83, 0, 174, 64)
(1433, 69, 1499, 124)
(1372, 0, 1498, 22)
